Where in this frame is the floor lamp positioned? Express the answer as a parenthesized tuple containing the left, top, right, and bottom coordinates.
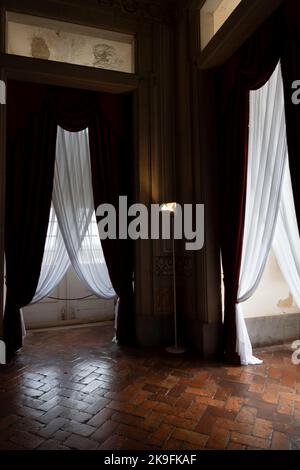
(161, 202, 186, 354)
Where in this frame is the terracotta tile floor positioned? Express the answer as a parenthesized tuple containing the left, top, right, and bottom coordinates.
(0, 324, 300, 450)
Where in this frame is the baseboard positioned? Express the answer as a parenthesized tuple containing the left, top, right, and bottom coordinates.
(26, 318, 114, 332)
(246, 312, 300, 348)
(136, 315, 223, 358)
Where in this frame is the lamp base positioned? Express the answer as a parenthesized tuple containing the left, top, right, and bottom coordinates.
(166, 345, 186, 354)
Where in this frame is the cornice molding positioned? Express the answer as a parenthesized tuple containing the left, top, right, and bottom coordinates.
(96, 0, 177, 22)
(2, 0, 177, 23)
(198, 0, 284, 69)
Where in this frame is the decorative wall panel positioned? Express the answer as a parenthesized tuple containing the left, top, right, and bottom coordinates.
(6, 13, 135, 73)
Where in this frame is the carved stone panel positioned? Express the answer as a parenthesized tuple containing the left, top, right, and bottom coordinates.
(155, 255, 194, 278)
(97, 0, 175, 22)
(155, 287, 173, 314)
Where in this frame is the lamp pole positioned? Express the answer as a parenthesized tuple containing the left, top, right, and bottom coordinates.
(172, 214, 178, 349)
(165, 207, 185, 354)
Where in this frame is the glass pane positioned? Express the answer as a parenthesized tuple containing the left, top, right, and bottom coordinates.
(78, 211, 106, 265)
(43, 207, 105, 266)
(6, 12, 135, 73)
(43, 206, 59, 265)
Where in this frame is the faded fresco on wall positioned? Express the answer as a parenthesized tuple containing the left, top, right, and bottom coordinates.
(7, 20, 134, 73)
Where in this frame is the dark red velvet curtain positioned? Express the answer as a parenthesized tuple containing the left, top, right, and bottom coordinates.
(282, 0, 300, 233)
(218, 12, 282, 362)
(5, 81, 134, 356)
(51, 87, 135, 346)
(5, 82, 57, 356)
(89, 101, 135, 346)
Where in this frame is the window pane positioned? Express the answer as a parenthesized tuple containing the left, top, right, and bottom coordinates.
(6, 12, 135, 73)
(78, 212, 105, 265)
(42, 206, 59, 265)
(43, 208, 105, 266)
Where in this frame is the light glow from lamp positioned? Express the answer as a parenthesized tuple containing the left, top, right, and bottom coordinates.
(160, 202, 177, 213)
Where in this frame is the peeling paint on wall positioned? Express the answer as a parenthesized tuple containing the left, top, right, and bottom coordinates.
(31, 36, 50, 60)
(278, 293, 293, 309)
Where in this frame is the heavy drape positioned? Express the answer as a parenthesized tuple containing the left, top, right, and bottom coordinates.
(53, 88, 135, 345)
(219, 12, 282, 362)
(89, 101, 135, 345)
(5, 81, 134, 356)
(5, 82, 57, 356)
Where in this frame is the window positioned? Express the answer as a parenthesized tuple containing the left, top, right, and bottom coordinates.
(43, 206, 59, 265)
(200, 0, 242, 50)
(6, 12, 135, 73)
(78, 211, 106, 265)
(43, 207, 105, 266)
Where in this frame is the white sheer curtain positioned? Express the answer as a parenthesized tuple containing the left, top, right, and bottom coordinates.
(53, 126, 116, 299)
(31, 126, 116, 307)
(32, 206, 71, 303)
(236, 62, 288, 365)
(273, 161, 300, 309)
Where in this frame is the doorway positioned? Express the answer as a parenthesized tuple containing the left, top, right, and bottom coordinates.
(23, 266, 115, 329)
(3, 78, 134, 351)
(23, 202, 115, 329)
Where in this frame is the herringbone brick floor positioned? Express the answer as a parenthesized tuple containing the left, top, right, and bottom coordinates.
(0, 324, 300, 450)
